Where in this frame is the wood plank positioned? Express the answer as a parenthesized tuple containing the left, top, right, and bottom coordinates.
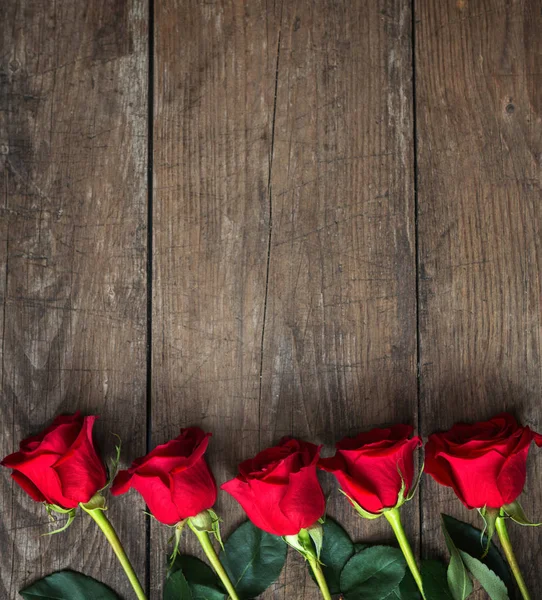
(152, 0, 279, 595)
(0, 2, 148, 598)
(260, 1, 417, 596)
(416, 0, 542, 593)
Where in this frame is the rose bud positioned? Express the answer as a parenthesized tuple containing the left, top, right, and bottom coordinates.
(320, 425, 425, 598)
(111, 427, 216, 525)
(222, 437, 325, 536)
(1, 412, 107, 509)
(319, 424, 422, 516)
(425, 412, 542, 511)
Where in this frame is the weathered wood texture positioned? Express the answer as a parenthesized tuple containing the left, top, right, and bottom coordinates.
(260, 1, 417, 596)
(0, 1, 148, 598)
(153, 0, 416, 598)
(3, 0, 542, 598)
(416, 0, 542, 594)
(151, 0, 278, 595)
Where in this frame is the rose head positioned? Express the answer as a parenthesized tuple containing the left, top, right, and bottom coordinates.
(425, 413, 542, 510)
(111, 427, 216, 525)
(1, 412, 107, 509)
(319, 424, 422, 515)
(222, 437, 325, 536)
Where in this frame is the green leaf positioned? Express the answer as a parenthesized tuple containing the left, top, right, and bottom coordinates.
(340, 546, 406, 600)
(420, 560, 454, 600)
(20, 570, 120, 600)
(459, 552, 509, 600)
(220, 520, 286, 599)
(354, 542, 369, 553)
(502, 501, 542, 527)
(386, 571, 421, 599)
(307, 518, 355, 594)
(441, 518, 473, 600)
(441, 514, 513, 595)
(164, 569, 193, 600)
(170, 556, 225, 600)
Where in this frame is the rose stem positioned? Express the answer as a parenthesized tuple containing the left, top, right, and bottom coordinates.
(495, 515, 531, 600)
(81, 504, 147, 600)
(306, 555, 332, 600)
(384, 508, 426, 600)
(188, 522, 240, 600)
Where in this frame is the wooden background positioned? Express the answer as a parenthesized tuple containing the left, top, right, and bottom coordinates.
(1, 0, 540, 598)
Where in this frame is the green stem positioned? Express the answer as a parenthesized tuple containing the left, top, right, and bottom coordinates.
(81, 505, 147, 600)
(496, 516, 531, 600)
(385, 508, 426, 600)
(188, 522, 240, 600)
(307, 555, 332, 600)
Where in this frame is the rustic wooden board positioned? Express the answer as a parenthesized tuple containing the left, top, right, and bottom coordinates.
(416, 0, 542, 593)
(261, 1, 417, 596)
(153, 0, 416, 598)
(151, 0, 280, 595)
(0, 1, 148, 598)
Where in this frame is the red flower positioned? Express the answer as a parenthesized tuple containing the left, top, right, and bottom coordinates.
(425, 413, 542, 509)
(319, 425, 422, 514)
(222, 437, 325, 536)
(1, 412, 107, 509)
(111, 427, 216, 525)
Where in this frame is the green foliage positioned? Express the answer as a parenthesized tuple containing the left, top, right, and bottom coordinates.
(459, 551, 509, 600)
(164, 569, 193, 600)
(169, 555, 225, 600)
(441, 518, 473, 600)
(340, 546, 407, 599)
(421, 560, 454, 600)
(20, 571, 120, 600)
(307, 518, 355, 594)
(441, 514, 513, 597)
(219, 520, 287, 600)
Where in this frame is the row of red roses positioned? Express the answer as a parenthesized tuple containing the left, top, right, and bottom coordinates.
(2, 412, 541, 600)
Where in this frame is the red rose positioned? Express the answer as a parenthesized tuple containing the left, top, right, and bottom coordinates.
(111, 427, 216, 525)
(319, 425, 422, 514)
(1, 412, 107, 509)
(425, 413, 542, 509)
(221, 437, 325, 536)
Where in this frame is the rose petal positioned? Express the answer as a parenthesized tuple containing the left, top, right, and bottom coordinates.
(170, 457, 217, 519)
(131, 472, 181, 525)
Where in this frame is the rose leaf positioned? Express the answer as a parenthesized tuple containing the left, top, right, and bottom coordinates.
(169, 555, 225, 599)
(441, 517, 473, 600)
(219, 520, 287, 599)
(163, 569, 193, 600)
(19, 570, 120, 599)
(441, 514, 513, 596)
(459, 551, 509, 600)
(339, 545, 406, 599)
(307, 518, 354, 594)
(420, 560, 454, 600)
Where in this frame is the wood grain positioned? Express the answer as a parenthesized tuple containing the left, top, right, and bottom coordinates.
(416, 0, 542, 594)
(0, 1, 148, 598)
(261, 1, 417, 596)
(152, 0, 279, 595)
(153, 0, 416, 598)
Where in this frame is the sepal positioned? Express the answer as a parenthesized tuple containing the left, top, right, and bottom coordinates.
(167, 520, 187, 569)
(283, 526, 321, 562)
(477, 506, 499, 557)
(502, 501, 542, 527)
(339, 489, 382, 520)
(405, 460, 424, 502)
(42, 504, 77, 536)
(80, 493, 106, 512)
(188, 509, 224, 550)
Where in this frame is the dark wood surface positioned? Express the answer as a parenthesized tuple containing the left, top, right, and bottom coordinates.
(1, 0, 541, 598)
(416, 0, 542, 595)
(0, 1, 149, 598)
